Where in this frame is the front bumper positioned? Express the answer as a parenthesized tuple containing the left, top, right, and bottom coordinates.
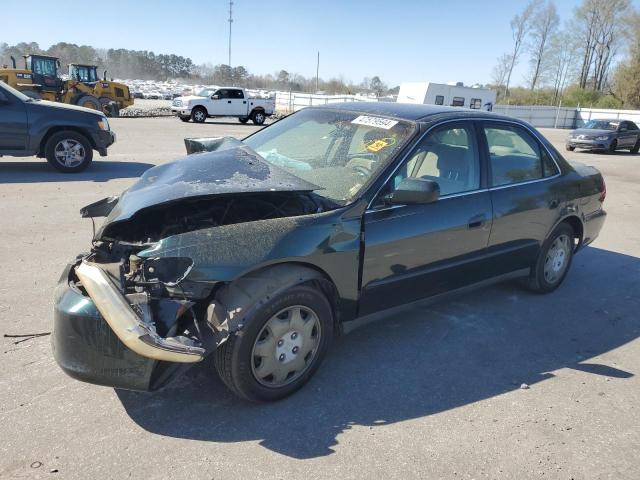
(566, 138, 612, 150)
(90, 130, 116, 156)
(52, 261, 204, 391)
(171, 107, 192, 116)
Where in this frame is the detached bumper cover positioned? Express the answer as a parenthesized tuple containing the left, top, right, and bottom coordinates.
(74, 261, 204, 363)
(90, 130, 116, 156)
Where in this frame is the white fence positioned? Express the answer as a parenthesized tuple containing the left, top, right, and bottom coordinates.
(275, 91, 376, 113)
(273, 91, 640, 129)
(493, 105, 640, 129)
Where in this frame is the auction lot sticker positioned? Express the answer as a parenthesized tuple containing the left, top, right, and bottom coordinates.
(352, 115, 398, 130)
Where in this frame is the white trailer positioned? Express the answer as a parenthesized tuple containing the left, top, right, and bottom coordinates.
(397, 82, 496, 111)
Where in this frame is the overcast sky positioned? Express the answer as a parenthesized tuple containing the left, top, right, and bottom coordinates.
(2, 0, 639, 86)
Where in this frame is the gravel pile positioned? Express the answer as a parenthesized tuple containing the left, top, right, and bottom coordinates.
(120, 99, 173, 117)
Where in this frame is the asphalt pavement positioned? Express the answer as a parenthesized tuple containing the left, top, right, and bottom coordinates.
(0, 117, 638, 479)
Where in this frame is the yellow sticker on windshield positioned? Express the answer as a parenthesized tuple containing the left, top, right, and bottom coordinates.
(366, 139, 390, 152)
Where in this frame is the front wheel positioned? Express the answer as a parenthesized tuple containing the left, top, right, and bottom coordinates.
(214, 284, 333, 402)
(44, 131, 93, 173)
(565, 145, 575, 151)
(191, 107, 207, 123)
(630, 139, 640, 154)
(251, 110, 266, 125)
(238, 116, 249, 124)
(179, 115, 191, 122)
(607, 139, 618, 154)
(528, 223, 574, 293)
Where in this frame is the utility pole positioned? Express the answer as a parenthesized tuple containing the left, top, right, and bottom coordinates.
(228, 1, 233, 67)
(315, 51, 319, 93)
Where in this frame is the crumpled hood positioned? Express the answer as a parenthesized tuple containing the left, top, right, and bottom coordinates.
(570, 128, 614, 137)
(87, 137, 320, 238)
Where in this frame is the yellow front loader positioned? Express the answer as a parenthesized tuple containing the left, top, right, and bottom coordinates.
(0, 54, 132, 117)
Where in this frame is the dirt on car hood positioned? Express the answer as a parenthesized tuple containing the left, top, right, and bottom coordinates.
(82, 137, 320, 235)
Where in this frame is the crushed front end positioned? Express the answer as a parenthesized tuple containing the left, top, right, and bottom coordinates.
(52, 242, 210, 391)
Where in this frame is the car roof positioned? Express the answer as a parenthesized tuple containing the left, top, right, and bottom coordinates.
(318, 101, 513, 123)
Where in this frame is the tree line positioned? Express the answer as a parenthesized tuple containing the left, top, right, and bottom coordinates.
(492, 0, 640, 108)
(0, 41, 394, 96)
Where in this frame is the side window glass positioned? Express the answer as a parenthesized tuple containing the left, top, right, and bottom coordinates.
(435, 95, 444, 105)
(217, 89, 228, 99)
(485, 125, 544, 186)
(542, 151, 559, 177)
(389, 124, 480, 197)
(233, 89, 244, 99)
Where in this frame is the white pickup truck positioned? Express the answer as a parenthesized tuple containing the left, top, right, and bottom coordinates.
(171, 87, 275, 125)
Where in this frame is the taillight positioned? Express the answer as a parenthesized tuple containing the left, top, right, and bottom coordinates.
(599, 177, 606, 203)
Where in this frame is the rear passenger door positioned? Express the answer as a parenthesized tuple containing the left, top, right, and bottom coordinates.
(227, 88, 248, 116)
(482, 122, 562, 275)
(617, 121, 637, 148)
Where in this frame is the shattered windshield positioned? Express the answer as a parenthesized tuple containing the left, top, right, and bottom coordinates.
(243, 108, 416, 204)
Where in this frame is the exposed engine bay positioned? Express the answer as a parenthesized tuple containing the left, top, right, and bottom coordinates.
(100, 191, 328, 243)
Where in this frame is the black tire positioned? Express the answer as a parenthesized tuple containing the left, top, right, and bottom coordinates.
(630, 139, 640, 154)
(607, 139, 618, 154)
(238, 116, 249, 124)
(75, 95, 101, 111)
(191, 106, 207, 123)
(179, 115, 191, 122)
(44, 130, 93, 173)
(214, 283, 333, 402)
(565, 145, 575, 151)
(251, 110, 266, 125)
(528, 223, 575, 293)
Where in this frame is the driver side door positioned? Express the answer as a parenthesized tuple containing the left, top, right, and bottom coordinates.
(359, 121, 493, 315)
(0, 88, 28, 151)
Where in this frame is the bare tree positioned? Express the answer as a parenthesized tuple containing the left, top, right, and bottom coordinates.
(503, 0, 541, 96)
(548, 30, 578, 103)
(528, 1, 559, 90)
(492, 53, 512, 96)
(574, 0, 631, 90)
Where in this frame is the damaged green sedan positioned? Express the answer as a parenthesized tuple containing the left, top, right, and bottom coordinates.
(53, 103, 606, 401)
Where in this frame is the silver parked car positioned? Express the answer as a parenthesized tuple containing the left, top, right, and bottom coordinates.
(566, 119, 640, 153)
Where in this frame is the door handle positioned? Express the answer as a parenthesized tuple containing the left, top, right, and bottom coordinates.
(243, 100, 247, 104)
(468, 214, 486, 229)
(227, 100, 232, 103)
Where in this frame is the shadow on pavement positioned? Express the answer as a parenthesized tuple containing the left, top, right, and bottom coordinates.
(0, 160, 154, 184)
(117, 246, 639, 459)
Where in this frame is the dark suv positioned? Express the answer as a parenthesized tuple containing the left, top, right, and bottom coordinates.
(0, 80, 115, 172)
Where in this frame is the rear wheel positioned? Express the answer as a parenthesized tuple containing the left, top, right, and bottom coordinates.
(528, 223, 574, 293)
(251, 110, 266, 125)
(565, 145, 575, 151)
(630, 139, 640, 154)
(76, 95, 101, 111)
(191, 107, 207, 123)
(44, 131, 93, 173)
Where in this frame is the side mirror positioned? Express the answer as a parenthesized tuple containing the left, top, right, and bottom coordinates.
(384, 177, 440, 205)
(211, 94, 219, 100)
